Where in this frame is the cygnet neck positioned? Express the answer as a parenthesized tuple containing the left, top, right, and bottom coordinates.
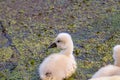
(114, 61, 120, 67)
(60, 41, 74, 57)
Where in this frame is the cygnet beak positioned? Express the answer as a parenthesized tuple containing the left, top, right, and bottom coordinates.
(48, 42, 57, 49)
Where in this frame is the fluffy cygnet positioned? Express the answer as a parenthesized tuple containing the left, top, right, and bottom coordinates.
(39, 33, 77, 80)
(91, 65, 120, 78)
(113, 45, 120, 67)
(90, 45, 120, 79)
(89, 75, 120, 80)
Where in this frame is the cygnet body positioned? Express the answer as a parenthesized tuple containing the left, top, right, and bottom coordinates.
(91, 65, 120, 78)
(39, 33, 77, 80)
(90, 45, 120, 79)
(89, 75, 120, 80)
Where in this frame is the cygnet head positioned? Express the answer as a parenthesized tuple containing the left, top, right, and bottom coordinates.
(48, 33, 74, 52)
(113, 45, 120, 66)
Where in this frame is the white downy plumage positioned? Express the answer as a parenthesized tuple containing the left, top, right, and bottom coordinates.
(39, 33, 77, 80)
(89, 45, 120, 80)
(89, 75, 120, 80)
(91, 65, 120, 78)
(113, 45, 120, 67)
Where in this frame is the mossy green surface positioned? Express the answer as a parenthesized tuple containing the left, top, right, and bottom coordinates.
(0, 0, 120, 80)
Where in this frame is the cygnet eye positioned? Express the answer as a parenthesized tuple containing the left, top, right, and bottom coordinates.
(57, 40, 61, 43)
